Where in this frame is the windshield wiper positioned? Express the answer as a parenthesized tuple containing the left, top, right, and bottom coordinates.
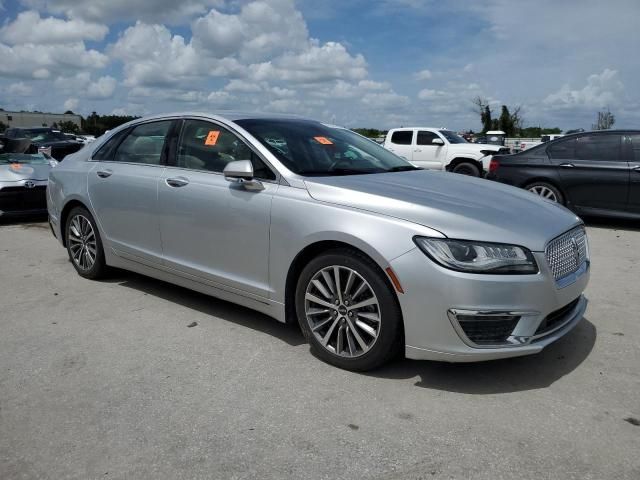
(299, 168, 380, 176)
(387, 165, 421, 172)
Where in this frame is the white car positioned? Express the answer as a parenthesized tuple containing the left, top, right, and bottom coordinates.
(383, 127, 509, 176)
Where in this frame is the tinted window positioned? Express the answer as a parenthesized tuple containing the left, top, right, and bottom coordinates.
(439, 130, 467, 144)
(92, 129, 130, 161)
(176, 120, 275, 180)
(113, 121, 172, 165)
(417, 131, 439, 145)
(628, 134, 640, 162)
(575, 134, 621, 161)
(547, 139, 575, 159)
(390, 130, 413, 145)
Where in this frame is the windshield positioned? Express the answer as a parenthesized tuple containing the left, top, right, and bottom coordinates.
(439, 130, 467, 144)
(0, 153, 51, 164)
(235, 119, 419, 176)
(21, 130, 68, 143)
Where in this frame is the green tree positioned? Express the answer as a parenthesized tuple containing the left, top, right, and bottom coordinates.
(58, 120, 80, 134)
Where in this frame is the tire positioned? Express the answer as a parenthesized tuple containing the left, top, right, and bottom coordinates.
(65, 206, 108, 279)
(295, 249, 403, 371)
(525, 182, 564, 204)
(452, 162, 480, 177)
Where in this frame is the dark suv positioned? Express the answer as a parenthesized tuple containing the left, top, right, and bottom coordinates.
(4, 127, 84, 161)
(487, 130, 640, 219)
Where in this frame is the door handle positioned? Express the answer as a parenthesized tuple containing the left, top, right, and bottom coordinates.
(165, 177, 189, 188)
(632, 165, 640, 172)
(559, 163, 575, 168)
(96, 169, 113, 178)
(414, 149, 422, 152)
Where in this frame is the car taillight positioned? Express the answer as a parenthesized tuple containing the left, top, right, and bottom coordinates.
(489, 158, 500, 172)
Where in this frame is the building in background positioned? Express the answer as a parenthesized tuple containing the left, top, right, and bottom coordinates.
(0, 110, 82, 129)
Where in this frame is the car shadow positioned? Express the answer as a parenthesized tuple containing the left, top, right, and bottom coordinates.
(0, 215, 48, 227)
(369, 318, 597, 394)
(102, 269, 596, 392)
(109, 270, 305, 347)
(583, 216, 640, 232)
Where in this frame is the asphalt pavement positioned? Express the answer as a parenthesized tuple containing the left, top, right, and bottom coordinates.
(0, 218, 638, 479)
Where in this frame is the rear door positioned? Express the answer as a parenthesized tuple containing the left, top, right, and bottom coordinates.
(548, 133, 629, 213)
(87, 120, 174, 265)
(385, 130, 414, 161)
(412, 130, 447, 169)
(625, 134, 640, 214)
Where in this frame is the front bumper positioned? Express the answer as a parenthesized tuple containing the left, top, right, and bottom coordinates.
(390, 248, 589, 362)
(0, 181, 48, 217)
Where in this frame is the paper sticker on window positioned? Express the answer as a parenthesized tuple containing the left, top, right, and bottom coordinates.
(314, 136, 333, 145)
(205, 130, 220, 146)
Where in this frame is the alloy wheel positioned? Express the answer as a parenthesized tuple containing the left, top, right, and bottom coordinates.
(68, 214, 97, 271)
(304, 265, 381, 357)
(528, 185, 559, 202)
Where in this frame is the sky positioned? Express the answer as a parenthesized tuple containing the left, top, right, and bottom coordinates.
(0, 0, 639, 131)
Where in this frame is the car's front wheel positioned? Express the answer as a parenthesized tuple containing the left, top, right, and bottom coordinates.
(65, 206, 107, 279)
(295, 249, 403, 371)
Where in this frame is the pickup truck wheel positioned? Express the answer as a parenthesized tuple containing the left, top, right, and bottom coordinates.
(452, 162, 480, 177)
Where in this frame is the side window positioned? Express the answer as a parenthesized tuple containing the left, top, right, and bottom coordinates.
(390, 130, 413, 145)
(628, 134, 640, 162)
(417, 131, 439, 145)
(113, 121, 172, 165)
(176, 120, 275, 180)
(92, 128, 130, 160)
(547, 138, 575, 160)
(575, 134, 621, 161)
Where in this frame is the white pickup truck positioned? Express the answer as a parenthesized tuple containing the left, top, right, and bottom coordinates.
(383, 127, 509, 176)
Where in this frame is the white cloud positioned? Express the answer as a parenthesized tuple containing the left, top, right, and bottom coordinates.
(86, 76, 117, 99)
(544, 69, 624, 110)
(7, 82, 33, 96)
(0, 10, 107, 45)
(414, 69, 432, 80)
(418, 88, 447, 100)
(63, 98, 79, 111)
(362, 92, 410, 109)
(224, 79, 263, 93)
(21, 0, 224, 23)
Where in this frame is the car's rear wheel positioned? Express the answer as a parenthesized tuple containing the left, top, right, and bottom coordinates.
(452, 162, 480, 177)
(526, 182, 564, 204)
(295, 249, 402, 371)
(65, 206, 107, 279)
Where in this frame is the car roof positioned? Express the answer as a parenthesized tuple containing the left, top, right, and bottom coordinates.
(136, 111, 311, 123)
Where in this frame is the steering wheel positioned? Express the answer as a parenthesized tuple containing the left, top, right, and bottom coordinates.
(328, 158, 355, 171)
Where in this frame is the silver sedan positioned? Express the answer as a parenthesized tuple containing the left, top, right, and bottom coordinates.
(47, 113, 589, 371)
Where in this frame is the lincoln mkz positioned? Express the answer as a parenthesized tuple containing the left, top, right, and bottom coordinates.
(47, 113, 589, 370)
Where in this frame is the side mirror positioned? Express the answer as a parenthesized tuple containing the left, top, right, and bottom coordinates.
(223, 160, 264, 191)
(431, 138, 445, 146)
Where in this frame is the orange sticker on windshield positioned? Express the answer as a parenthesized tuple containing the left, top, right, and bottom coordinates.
(205, 130, 220, 146)
(314, 136, 333, 145)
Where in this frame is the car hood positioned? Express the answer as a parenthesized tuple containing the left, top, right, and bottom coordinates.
(304, 170, 581, 251)
(0, 163, 51, 182)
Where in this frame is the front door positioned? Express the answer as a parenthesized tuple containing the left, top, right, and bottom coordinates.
(158, 119, 278, 298)
(412, 130, 448, 170)
(625, 133, 640, 214)
(87, 120, 173, 264)
(548, 133, 629, 213)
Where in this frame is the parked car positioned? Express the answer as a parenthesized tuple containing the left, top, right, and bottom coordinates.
(520, 134, 565, 152)
(383, 127, 509, 176)
(3, 127, 84, 161)
(487, 130, 640, 219)
(0, 138, 57, 217)
(48, 113, 589, 371)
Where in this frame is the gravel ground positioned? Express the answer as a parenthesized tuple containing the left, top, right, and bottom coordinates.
(0, 217, 638, 480)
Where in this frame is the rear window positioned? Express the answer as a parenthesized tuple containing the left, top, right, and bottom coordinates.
(390, 130, 413, 145)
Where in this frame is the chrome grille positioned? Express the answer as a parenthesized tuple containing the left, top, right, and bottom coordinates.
(545, 226, 588, 281)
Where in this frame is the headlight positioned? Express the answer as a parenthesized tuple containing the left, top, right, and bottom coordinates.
(480, 149, 496, 156)
(414, 237, 538, 274)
